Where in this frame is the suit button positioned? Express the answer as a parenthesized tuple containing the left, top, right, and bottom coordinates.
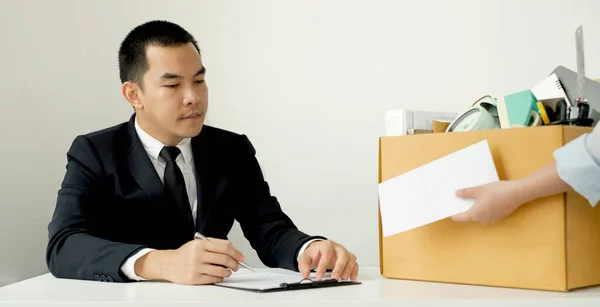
(107, 276, 114, 282)
(101, 275, 107, 282)
(94, 274, 101, 281)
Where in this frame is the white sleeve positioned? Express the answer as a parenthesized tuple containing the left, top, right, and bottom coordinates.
(120, 248, 155, 281)
(296, 239, 322, 260)
(585, 122, 600, 162)
(553, 124, 600, 207)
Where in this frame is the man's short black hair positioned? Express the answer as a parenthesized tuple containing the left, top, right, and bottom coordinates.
(118, 20, 200, 85)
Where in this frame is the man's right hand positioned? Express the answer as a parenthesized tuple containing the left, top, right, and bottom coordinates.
(134, 238, 245, 285)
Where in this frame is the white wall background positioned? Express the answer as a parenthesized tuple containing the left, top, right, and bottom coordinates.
(1, 0, 599, 286)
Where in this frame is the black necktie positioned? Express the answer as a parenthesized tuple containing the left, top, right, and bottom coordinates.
(159, 146, 194, 229)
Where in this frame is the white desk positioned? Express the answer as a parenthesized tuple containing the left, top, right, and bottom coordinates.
(1, 267, 600, 306)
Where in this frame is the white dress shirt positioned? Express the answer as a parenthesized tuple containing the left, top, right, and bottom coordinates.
(121, 118, 318, 281)
(120, 118, 197, 280)
(553, 123, 600, 207)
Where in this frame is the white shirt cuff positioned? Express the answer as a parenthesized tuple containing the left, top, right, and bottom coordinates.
(296, 239, 322, 261)
(120, 248, 155, 281)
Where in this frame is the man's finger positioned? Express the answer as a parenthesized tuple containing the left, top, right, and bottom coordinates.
(204, 251, 239, 271)
(297, 250, 313, 279)
(199, 264, 233, 279)
(341, 254, 356, 280)
(315, 250, 333, 280)
(309, 250, 321, 268)
(350, 263, 359, 281)
(331, 247, 349, 279)
(198, 274, 225, 285)
(204, 239, 245, 262)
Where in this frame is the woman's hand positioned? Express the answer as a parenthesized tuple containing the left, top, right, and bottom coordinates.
(451, 180, 527, 225)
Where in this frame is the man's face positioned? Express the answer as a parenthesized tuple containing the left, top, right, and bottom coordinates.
(134, 43, 208, 145)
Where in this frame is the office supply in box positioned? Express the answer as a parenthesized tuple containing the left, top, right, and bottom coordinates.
(432, 120, 450, 132)
(496, 90, 542, 128)
(564, 25, 593, 126)
(378, 125, 600, 291)
(546, 24, 599, 125)
(445, 96, 500, 132)
(413, 110, 456, 131)
(407, 129, 433, 135)
(529, 26, 598, 127)
(531, 73, 572, 107)
(549, 66, 599, 126)
(385, 109, 457, 136)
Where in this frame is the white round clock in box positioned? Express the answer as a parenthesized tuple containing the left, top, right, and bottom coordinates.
(445, 95, 501, 132)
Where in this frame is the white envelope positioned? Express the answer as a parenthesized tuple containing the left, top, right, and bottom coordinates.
(378, 140, 499, 237)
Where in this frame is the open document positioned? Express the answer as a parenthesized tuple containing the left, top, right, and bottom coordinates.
(378, 140, 499, 237)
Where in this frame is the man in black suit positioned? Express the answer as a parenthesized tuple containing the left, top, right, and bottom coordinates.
(46, 20, 358, 285)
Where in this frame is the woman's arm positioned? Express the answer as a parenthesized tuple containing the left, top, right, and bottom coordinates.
(513, 162, 571, 204)
(452, 124, 600, 225)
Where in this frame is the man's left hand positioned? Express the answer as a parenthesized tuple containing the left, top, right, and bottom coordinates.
(297, 240, 358, 281)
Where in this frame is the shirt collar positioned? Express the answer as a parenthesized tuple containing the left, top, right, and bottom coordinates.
(134, 116, 193, 165)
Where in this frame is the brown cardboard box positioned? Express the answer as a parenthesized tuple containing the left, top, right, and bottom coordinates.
(378, 125, 600, 291)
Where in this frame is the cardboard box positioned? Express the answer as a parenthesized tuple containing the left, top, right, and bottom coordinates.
(378, 125, 600, 291)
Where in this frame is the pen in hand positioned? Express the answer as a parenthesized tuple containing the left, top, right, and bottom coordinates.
(194, 232, 256, 273)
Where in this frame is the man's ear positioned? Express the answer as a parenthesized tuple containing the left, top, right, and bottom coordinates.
(122, 81, 143, 110)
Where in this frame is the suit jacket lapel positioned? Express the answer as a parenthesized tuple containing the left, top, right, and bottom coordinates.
(126, 115, 164, 203)
(191, 132, 215, 234)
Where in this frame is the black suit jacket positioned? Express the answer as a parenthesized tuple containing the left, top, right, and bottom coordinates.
(46, 114, 323, 282)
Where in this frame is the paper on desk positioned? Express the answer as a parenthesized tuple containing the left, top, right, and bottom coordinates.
(215, 272, 298, 291)
(378, 140, 499, 237)
(215, 270, 332, 291)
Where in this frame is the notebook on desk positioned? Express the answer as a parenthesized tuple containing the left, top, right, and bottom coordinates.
(214, 270, 361, 293)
